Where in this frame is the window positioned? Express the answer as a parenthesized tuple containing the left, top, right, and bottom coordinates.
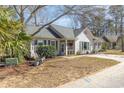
(34, 40, 38, 45)
(44, 40, 47, 45)
(38, 42, 43, 45)
(84, 42, 87, 50)
(38, 40, 43, 45)
(51, 40, 56, 46)
(48, 40, 50, 45)
(81, 42, 89, 50)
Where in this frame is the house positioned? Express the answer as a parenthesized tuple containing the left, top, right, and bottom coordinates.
(102, 32, 120, 49)
(83, 28, 104, 52)
(26, 24, 103, 57)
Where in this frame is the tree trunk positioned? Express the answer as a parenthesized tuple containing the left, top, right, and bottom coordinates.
(20, 5, 25, 32)
(121, 35, 124, 52)
(120, 12, 124, 52)
(115, 17, 118, 35)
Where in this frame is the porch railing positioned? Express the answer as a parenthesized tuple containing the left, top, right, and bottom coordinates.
(68, 49, 75, 55)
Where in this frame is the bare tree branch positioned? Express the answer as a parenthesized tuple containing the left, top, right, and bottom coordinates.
(22, 5, 28, 12)
(25, 5, 46, 24)
(13, 5, 21, 17)
(31, 5, 76, 36)
(13, 5, 28, 18)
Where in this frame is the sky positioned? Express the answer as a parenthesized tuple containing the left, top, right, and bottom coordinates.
(41, 5, 75, 28)
(24, 5, 76, 28)
(53, 5, 110, 28)
(42, 5, 74, 27)
(54, 16, 76, 28)
(25, 5, 111, 28)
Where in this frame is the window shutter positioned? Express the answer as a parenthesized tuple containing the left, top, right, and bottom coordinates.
(82, 42, 84, 51)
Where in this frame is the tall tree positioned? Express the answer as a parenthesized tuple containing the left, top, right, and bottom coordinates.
(109, 5, 124, 51)
(65, 5, 106, 36)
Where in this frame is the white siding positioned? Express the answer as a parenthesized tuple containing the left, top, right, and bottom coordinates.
(30, 39, 59, 57)
(30, 31, 94, 56)
(75, 31, 93, 54)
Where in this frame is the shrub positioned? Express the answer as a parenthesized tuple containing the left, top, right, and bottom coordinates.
(101, 43, 107, 51)
(98, 49, 105, 52)
(36, 45, 56, 58)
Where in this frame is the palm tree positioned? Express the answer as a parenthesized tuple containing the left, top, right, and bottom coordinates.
(0, 7, 31, 62)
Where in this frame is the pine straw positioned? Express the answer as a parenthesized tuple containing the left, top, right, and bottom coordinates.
(0, 57, 119, 88)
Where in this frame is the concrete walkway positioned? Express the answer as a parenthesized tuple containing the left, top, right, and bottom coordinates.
(58, 54, 124, 88)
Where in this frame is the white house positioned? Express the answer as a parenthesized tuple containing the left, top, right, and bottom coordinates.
(26, 24, 103, 57)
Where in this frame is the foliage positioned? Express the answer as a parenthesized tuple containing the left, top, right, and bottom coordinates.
(0, 7, 31, 63)
(101, 43, 107, 51)
(36, 45, 56, 58)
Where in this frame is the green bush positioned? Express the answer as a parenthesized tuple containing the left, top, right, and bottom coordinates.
(36, 45, 56, 58)
(101, 43, 107, 51)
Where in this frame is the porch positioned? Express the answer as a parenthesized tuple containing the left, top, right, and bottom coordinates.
(59, 40, 75, 56)
(31, 39, 75, 57)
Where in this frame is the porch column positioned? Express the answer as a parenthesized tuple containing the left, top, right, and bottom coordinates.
(58, 40, 60, 55)
(30, 41, 35, 57)
(65, 40, 68, 56)
(74, 41, 76, 55)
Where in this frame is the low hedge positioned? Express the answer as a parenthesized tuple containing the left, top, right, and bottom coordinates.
(36, 45, 56, 58)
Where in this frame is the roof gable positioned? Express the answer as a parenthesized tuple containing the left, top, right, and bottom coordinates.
(47, 25, 64, 38)
(82, 27, 104, 43)
(50, 24, 75, 40)
(103, 35, 119, 43)
(83, 27, 95, 42)
(26, 26, 58, 39)
(26, 25, 99, 41)
(74, 29, 82, 37)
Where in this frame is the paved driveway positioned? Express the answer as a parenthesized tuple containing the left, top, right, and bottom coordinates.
(58, 54, 124, 88)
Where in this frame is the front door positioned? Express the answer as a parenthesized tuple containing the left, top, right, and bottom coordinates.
(60, 43, 65, 55)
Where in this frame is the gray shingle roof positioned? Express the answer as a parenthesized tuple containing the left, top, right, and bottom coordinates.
(26, 26, 57, 39)
(50, 24, 75, 40)
(26, 25, 101, 43)
(74, 29, 82, 37)
(103, 35, 119, 43)
(26, 25, 78, 40)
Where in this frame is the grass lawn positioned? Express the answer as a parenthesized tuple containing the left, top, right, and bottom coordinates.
(101, 49, 124, 55)
(0, 57, 119, 88)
